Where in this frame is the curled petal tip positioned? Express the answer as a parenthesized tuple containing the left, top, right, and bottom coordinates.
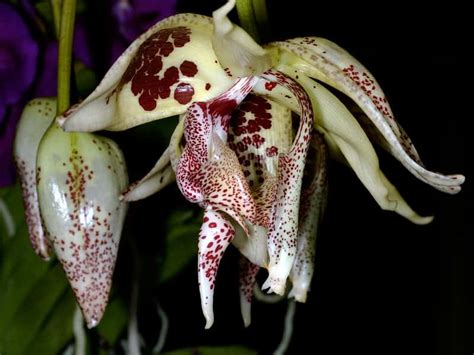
(412, 215, 434, 226)
(204, 315, 214, 330)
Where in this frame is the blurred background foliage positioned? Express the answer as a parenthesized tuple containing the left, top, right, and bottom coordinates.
(0, 0, 472, 354)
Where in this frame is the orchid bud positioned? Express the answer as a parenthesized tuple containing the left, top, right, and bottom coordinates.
(33, 100, 128, 328)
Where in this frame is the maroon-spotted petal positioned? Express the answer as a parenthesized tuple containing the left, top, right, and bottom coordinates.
(198, 208, 235, 329)
(239, 256, 260, 327)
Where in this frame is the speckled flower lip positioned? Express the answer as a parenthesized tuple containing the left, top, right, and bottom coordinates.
(58, 0, 464, 329)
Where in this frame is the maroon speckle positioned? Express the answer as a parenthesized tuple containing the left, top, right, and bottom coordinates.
(205, 83, 211, 90)
(180, 60, 198, 77)
(265, 82, 277, 91)
(117, 26, 197, 111)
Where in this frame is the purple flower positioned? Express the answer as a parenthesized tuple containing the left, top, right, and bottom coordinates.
(0, 2, 92, 187)
(0, 2, 39, 187)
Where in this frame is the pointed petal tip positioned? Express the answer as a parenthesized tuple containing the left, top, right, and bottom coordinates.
(261, 275, 286, 296)
(85, 314, 100, 329)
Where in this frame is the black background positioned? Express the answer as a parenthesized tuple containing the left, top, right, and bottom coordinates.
(107, 1, 473, 354)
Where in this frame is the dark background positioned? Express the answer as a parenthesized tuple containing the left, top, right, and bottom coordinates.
(101, 1, 472, 354)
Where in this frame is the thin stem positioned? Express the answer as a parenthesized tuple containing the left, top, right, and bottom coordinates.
(252, 0, 271, 42)
(73, 306, 86, 355)
(273, 300, 296, 355)
(152, 302, 169, 354)
(235, 0, 260, 42)
(50, 0, 62, 37)
(57, 0, 77, 115)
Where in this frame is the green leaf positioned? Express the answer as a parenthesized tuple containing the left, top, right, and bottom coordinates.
(0, 184, 25, 245)
(97, 296, 128, 346)
(0, 182, 73, 354)
(0, 264, 69, 354)
(161, 345, 257, 355)
(23, 289, 76, 355)
(0, 225, 52, 334)
(158, 209, 201, 284)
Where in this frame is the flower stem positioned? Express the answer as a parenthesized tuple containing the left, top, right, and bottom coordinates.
(252, 0, 271, 42)
(57, 0, 77, 115)
(50, 0, 62, 37)
(235, 0, 260, 42)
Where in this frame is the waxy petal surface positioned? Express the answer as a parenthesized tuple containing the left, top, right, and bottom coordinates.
(13, 98, 55, 260)
(37, 125, 128, 328)
(296, 72, 432, 224)
(257, 69, 314, 296)
(212, 0, 272, 77)
(273, 40, 464, 194)
(239, 256, 260, 327)
(198, 208, 235, 329)
(60, 13, 234, 132)
(289, 132, 328, 302)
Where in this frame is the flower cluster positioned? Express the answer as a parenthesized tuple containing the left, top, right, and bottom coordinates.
(54, 0, 464, 329)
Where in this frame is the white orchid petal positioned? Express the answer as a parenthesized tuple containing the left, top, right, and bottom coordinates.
(60, 14, 234, 132)
(13, 98, 56, 260)
(257, 69, 314, 296)
(296, 72, 432, 224)
(238, 256, 260, 327)
(273, 40, 464, 194)
(212, 0, 272, 77)
(289, 132, 328, 302)
(198, 208, 235, 329)
(37, 125, 128, 328)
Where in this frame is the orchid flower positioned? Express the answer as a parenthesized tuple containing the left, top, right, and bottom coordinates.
(14, 98, 128, 328)
(58, 0, 464, 328)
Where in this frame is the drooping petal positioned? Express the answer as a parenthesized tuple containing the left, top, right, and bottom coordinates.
(289, 132, 328, 302)
(198, 208, 235, 329)
(121, 147, 174, 201)
(295, 71, 433, 224)
(59, 13, 235, 132)
(272, 39, 464, 194)
(212, 0, 272, 77)
(36, 124, 128, 328)
(13, 98, 55, 260)
(238, 255, 260, 327)
(254, 70, 314, 296)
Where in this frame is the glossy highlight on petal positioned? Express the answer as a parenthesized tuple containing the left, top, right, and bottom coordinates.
(13, 98, 55, 260)
(37, 124, 128, 328)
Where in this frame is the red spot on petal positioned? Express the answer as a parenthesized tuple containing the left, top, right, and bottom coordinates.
(180, 60, 198, 77)
(174, 83, 194, 104)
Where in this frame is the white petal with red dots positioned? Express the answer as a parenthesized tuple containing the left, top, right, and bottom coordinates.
(59, 14, 235, 133)
(13, 98, 56, 260)
(289, 133, 328, 302)
(273, 42, 464, 194)
(198, 208, 235, 329)
(37, 125, 128, 328)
